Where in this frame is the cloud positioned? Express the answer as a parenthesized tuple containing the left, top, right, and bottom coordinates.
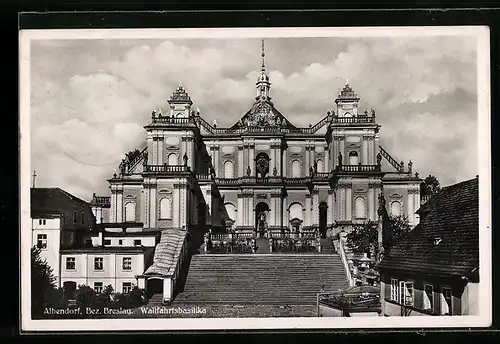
(30, 36, 478, 199)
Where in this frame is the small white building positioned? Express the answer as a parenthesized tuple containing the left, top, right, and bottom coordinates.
(31, 188, 96, 288)
(59, 225, 159, 300)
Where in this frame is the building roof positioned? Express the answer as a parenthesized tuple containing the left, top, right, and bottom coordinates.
(143, 228, 187, 277)
(378, 177, 479, 279)
(31, 187, 89, 217)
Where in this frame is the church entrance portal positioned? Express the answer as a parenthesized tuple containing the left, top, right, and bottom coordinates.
(319, 202, 328, 239)
(255, 202, 270, 238)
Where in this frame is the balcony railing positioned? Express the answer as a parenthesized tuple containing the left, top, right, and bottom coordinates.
(331, 116, 376, 124)
(150, 116, 195, 125)
(143, 164, 191, 174)
(91, 196, 111, 206)
(335, 165, 381, 173)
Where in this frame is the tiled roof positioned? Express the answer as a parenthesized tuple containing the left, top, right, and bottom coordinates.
(31, 187, 89, 217)
(378, 177, 479, 279)
(143, 229, 187, 277)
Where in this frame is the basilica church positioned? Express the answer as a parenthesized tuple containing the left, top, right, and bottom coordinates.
(87, 41, 422, 303)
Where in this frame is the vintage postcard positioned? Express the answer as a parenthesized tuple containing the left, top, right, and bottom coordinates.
(20, 26, 491, 332)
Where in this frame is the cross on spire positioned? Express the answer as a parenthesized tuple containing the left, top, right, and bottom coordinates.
(261, 39, 266, 71)
(32, 170, 37, 188)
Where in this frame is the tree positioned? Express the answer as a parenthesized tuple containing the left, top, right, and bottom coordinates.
(420, 175, 441, 197)
(345, 223, 378, 258)
(31, 247, 66, 318)
(345, 215, 412, 259)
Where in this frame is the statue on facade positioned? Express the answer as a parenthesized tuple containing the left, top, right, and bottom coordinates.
(247, 165, 251, 176)
(119, 159, 126, 174)
(210, 165, 216, 178)
(376, 152, 382, 166)
(338, 152, 343, 167)
(313, 160, 318, 173)
(408, 160, 413, 174)
(276, 117, 282, 126)
(377, 190, 386, 217)
(309, 166, 314, 176)
(143, 152, 148, 167)
(415, 171, 419, 178)
(151, 110, 157, 119)
(183, 153, 188, 166)
(371, 108, 376, 117)
(113, 173, 117, 179)
(273, 167, 277, 176)
(400, 161, 405, 173)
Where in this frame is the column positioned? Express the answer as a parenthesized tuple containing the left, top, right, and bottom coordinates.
(324, 146, 329, 172)
(214, 146, 220, 176)
(157, 137, 163, 165)
(310, 146, 316, 171)
(269, 146, 276, 175)
(407, 189, 414, 226)
(312, 190, 319, 227)
(149, 182, 157, 228)
(340, 137, 345, 163)
(96, 208, 102, 224)
(172, 185, 180, 228)
(282, 196, 288, 229)
(368, 186, 375, 221)
(346, 185, 352, 221)
(238, 146, 244, 177)
(305, 195, 312, 227)
(340, 186, 346, 221)
(180, 184, 187, 228)
(305, 146, 310, 172)
(275, 145, 281, 175)
(282, 148, 287, 177)
(413, 191, 420, 225)
(152, 137, 158, 165)
(248, 196, 254, 227)
(270, 196, 277, 226)
(110, 190, 116, 223)
(362, 137, 368, 165)
(327, 190, 334, 225)
(237, 196, 244, 227)
(143, 184, 150, 228)
(186, 137, 194, 169)
(249, 144, 255, 176)
(116, 189, 123, 223)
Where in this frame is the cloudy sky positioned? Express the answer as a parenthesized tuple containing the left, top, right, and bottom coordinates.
(30, 35, 478, 201)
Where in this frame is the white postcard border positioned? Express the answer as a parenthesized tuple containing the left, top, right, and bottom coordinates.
(20, 26, 492, 331)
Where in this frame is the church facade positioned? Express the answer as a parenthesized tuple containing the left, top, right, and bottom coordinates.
(91, 45, 422, 248)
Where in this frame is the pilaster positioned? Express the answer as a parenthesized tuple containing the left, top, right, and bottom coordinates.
(327, 189, 334, 225)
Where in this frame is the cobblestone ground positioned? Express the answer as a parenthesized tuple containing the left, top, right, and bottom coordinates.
(128, 303, 318, 318)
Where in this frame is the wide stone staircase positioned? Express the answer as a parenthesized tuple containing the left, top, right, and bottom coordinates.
(174, 254, 348, 305)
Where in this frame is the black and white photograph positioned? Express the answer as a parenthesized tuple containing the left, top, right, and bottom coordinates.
(20, 26, 491, 331)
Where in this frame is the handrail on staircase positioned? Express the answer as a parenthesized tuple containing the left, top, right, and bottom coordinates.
(379, 145, 402, 171)
(338, 237, 355, 287)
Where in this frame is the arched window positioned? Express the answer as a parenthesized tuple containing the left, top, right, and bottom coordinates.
(391, 201, 401, 216)
(225, 203, 237, 221)
(289, 203, 304, 221)
(349, 151, 359, 165)
(160, 197, 172, 219)
(355, 197, 365, 219)
(168, 153, 178, 166)
(224, 161, 234, 178)
(291, 160, 301, 178)
(316, 159, 324, 173)
(344, 112, 353, 117)
(124, 202, 136, 222)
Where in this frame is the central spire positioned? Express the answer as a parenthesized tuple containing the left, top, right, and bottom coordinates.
(261, 39, 266, 71)
(256, 39, 271, 99)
